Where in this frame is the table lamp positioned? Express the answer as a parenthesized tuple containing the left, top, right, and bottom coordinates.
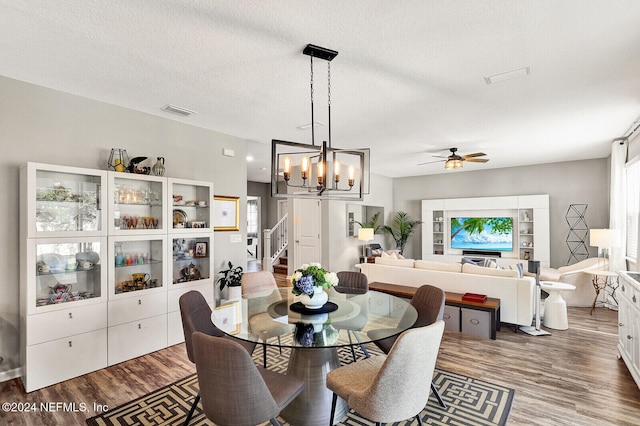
(589, 229, 621, 269)
(358, 227, 374, 259)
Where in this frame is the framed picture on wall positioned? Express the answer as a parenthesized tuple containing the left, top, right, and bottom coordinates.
(214, 195, 240, 231)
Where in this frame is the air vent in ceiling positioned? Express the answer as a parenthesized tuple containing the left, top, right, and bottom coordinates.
(484, 66, 531, 85)
(161, 104, 197, 116)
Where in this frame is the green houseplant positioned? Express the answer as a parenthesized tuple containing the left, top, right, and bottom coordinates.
(356, 211, 383, 234)
(383, 211, 422, 256)
(217, 261, 243, 291)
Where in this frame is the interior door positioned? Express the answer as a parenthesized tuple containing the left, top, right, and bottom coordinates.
(292, 198, 321, 271)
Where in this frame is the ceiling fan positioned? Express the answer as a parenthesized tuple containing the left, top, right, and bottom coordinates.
(418, 147, 489, 170)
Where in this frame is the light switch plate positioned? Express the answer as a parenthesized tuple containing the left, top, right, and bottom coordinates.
(230, 234, 242, 243)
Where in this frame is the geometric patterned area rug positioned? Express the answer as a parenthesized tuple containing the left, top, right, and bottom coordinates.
(87, 345, 514, 426)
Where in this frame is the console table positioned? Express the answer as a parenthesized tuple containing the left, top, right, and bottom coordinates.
(368, 282, 501, 339)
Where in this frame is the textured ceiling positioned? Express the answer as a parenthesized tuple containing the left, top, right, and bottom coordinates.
(2, 1, 640, 182)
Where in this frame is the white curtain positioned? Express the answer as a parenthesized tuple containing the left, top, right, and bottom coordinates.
(609, 139, 628, 274)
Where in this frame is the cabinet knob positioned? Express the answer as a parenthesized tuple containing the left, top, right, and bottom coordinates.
(628, 335, 633, 340)
(619, 323, 624, 327)
(138, 324, 142, 329)
(634, 295, 637, 303)
(138, 299, 142, 305)
(622, 285, 625, 292)
(68, 312, 73, 319)
(68, 341, 72, 347)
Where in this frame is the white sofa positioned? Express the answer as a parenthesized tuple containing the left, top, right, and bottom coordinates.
(538, 258, 605, 307)
(357, 258, 536, 327)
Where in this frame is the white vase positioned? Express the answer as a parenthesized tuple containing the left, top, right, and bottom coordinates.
(227, 286, 242, 300)
(299, 287, 328, 309)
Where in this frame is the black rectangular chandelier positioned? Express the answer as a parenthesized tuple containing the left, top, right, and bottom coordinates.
(271, 44, 370, 200)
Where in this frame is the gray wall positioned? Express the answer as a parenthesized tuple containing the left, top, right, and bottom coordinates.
(392, 159, 610, 267)
(0, 76, 248, 376)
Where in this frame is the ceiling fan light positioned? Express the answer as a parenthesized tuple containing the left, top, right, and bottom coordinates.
(445, 159, 463, 170)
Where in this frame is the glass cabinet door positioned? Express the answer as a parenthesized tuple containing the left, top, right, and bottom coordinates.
(170, 235, 213, 287)
(108, 173, 167, 235)
(168, 178, 213, 233)
(24, 163, 107, 238)
(109, 236, 166, 298)
(30, 237, 107, 314)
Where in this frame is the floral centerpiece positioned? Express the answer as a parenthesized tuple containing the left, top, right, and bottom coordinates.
(291, 263, 339, 309)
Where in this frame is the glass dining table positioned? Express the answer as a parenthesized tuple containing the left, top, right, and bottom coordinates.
(211, 287, 418, 426)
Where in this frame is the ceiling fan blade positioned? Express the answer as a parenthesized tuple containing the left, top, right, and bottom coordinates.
(464, 158, 489, 163)
(418, 159, 445, 166)
(431, 155, 449, 159)
(462, 152, 487, 159)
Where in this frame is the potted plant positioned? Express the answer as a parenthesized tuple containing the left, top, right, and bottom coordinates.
(217, 261, 243, 299)
(383, 211, 422, 256)
(356, 211, 383, 234)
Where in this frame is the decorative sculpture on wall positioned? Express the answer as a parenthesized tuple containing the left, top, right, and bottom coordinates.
(565, 204, 589, 264)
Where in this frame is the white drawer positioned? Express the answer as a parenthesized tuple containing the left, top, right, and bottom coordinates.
(167, 282, 214, 313)
(25, 328, 107, 393)
(108, 292, 167, 326)
(167, 310, 185, 346)
(108, 314, 167, 365)
(27, 303, 107, 346)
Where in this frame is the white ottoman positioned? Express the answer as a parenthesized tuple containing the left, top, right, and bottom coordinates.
(541, 281, 576, 330)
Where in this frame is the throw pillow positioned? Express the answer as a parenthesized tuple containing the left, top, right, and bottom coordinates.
(507, 263, 524, 278)
(461, 257, 481, 266)
(462, 263, 519, 278)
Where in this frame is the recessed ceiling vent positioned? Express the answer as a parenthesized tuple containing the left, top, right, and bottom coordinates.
(161, 104, 197, 116)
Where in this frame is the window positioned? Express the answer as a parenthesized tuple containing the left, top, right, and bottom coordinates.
(247, 197, 259, 238)
(626, 159, 640, 262)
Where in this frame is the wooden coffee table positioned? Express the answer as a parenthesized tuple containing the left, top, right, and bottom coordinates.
(368, 282, 501, 339)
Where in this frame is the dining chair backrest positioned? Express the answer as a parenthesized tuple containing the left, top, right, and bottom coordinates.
(242, 271, 278, 295)
(179, 290, 223, 363)
(192, 332, 282, 425)
(348, 321, 445, 422)
(335, 271, 369, 294)
(409, 284, 446, 328)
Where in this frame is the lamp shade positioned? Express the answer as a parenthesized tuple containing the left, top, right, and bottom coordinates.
(358, 227, 374, 242)
(589, 229, 621, 248)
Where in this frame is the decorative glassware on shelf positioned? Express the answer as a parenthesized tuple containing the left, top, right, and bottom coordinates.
(291, 263, 339, 309)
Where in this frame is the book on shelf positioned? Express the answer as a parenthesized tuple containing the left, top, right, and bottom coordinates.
(462, 292, 487, 302)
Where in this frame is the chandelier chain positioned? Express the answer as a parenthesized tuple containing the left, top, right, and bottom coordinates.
(327, 62, 331, 106)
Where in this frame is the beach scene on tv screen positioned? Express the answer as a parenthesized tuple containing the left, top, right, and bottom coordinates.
(451, 217, 513, 251)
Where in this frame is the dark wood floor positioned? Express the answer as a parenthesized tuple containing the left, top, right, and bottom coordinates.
(1, 305, 638, 425)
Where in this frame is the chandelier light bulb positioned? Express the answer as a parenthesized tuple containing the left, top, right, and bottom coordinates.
(348, 165, 355, 187)
(283, 156, 292, 181)
(317, 161, 325, 186)
(334, 160, 341, 183)
(300, 156, 310, 181)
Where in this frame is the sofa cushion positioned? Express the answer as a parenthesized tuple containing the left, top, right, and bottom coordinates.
(462, 263, 519, 278)
(414, 260, 462, 273)
(374, 257, 415, 268)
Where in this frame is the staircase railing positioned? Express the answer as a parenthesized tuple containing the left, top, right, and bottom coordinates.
(263, 214, 288, 273)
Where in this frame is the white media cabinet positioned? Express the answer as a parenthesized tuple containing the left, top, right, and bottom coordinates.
(421, 195, 550, 269)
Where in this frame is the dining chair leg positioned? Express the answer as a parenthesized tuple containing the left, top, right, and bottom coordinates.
(330, 392, 337, 425)
(352, 332, 370, 358)
(431, 383, 447, 408)
(183, 393, 200, 426)
(269, 418, 281, 426)
(415, 413, 424, 425)
(262, 342, 267, 368)
(277, 336, 282, 354)
(347, 332, 357, 362)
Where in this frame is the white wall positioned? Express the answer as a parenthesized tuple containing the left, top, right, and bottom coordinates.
(391, 159, 610, 267)
(0, 76, 248, 376)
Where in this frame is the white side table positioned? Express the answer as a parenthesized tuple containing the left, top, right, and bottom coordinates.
(540, 281, 576, 330)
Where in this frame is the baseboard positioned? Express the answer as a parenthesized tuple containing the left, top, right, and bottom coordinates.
(0, 366, 22, 384)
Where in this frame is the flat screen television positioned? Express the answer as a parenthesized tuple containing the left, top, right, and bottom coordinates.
(450, 217, 513, 252)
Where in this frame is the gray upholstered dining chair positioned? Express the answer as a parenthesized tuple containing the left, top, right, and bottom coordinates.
(327, 321, 445, 425)
(179, 290, 256, 425)
(334, 271, 370, 361)
(366, 284, 447, 408)
(242, 271, 293, 368)
(192, 331, 305, 426)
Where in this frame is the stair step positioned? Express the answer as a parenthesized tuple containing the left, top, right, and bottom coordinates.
(279, 257, 288, 266)
(273, 264, 288, 275)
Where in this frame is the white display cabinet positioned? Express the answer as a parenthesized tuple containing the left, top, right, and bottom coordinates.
(26, 237, 107, 315)
(108, 172, 167, 235)
(618, 272, 640, 389)
(168, 178, 213, 233)
(22, 162, 107, 238)
(108, 235, 167, 299)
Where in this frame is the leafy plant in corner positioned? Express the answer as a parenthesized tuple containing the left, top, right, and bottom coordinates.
(383, 211, 422, 256)
(217, 261, 243, 291)
(356, 211, 383, 234)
